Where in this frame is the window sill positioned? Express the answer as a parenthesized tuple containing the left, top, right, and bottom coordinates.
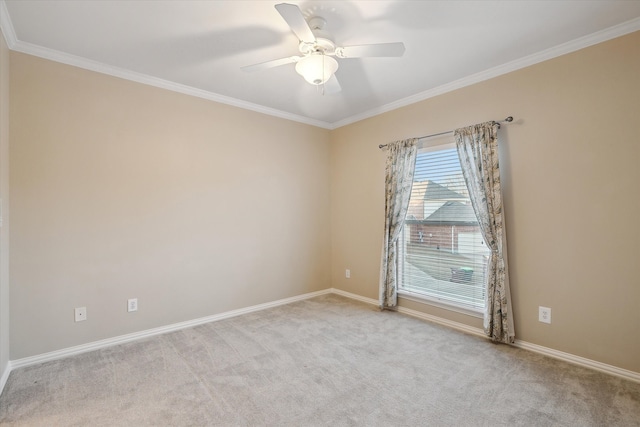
(398, 289, 484, 319)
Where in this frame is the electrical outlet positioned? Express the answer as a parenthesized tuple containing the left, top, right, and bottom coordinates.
(539, 306, 551, 324)
(345, 269, 351, 279)
(128, 298, 138, 312)
(74, 307, 87, 322)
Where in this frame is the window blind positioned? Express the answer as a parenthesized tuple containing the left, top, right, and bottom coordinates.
(399, 143, 488, 311)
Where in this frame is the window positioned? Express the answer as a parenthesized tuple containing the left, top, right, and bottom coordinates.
(398, 140, 488, 314)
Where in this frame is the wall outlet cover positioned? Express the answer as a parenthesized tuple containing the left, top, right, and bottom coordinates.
(539, 306, 551, 324)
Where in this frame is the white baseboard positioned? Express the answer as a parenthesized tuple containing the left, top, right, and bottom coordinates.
(0, 360, 10, 394)
(330, 288, 486, 338)
(512, 340, 640, 383)
(9, 289, 332, 371)
(330, 288, 640, 383)
(330, 288, 379, 306)
(3, 286, 638, 398)
(396, 305, 486, 338)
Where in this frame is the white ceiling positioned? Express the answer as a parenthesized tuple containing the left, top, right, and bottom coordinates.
(2, 1, 640, 129)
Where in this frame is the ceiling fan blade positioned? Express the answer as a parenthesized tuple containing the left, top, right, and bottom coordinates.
(241, 56, 301, 73)
(324, 75, 341, 95)
(275, 3, 316, 44)
(336, 42, 406, 58)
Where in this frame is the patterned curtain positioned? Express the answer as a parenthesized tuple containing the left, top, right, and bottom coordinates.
(454, 122, 515, 343)
(380, 139, 418, 309)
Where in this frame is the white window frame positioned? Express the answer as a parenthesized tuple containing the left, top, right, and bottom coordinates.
(397, 139, 484, 318)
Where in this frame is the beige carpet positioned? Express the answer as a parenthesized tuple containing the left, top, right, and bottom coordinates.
(1, 294, 639, 426)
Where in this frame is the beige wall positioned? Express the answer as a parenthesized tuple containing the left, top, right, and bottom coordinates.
(10, 53, 331, 359)
(0, 31, 10, 375)
(331, 31, 640, 373)
(6, 29, 640, 374)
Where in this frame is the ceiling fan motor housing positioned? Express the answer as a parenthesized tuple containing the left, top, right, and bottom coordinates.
(296, 16, 339, 85)
(299, 37, 335, 56)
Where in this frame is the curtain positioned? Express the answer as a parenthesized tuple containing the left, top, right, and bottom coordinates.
(454, 122, 515, 343)
(379, 138, 418, 309)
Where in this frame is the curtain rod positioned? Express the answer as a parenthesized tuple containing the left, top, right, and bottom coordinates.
(378, 116, 514, 149)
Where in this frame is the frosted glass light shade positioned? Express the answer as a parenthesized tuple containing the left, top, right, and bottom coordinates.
(295, 54, 338, 85)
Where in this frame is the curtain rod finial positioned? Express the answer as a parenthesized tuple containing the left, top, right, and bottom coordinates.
(505, 116, 513, 122)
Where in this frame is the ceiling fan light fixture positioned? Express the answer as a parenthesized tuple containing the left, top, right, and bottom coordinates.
(295, 54, 338, 85)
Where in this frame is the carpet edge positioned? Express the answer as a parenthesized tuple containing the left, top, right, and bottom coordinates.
(331, 288, 640, 384)
(8, 288, 332, 371)
(4, 287, 639, 394)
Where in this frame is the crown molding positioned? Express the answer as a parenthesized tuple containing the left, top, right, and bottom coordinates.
(331, 16, 640, 129)
(10, 39, 334, 129)
(0, 0, 332, 130)
(0, 0, 638, 130)
(0, 0, 16, 48)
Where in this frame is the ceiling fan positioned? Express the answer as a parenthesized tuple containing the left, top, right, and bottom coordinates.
(242, 3, 406, 93)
